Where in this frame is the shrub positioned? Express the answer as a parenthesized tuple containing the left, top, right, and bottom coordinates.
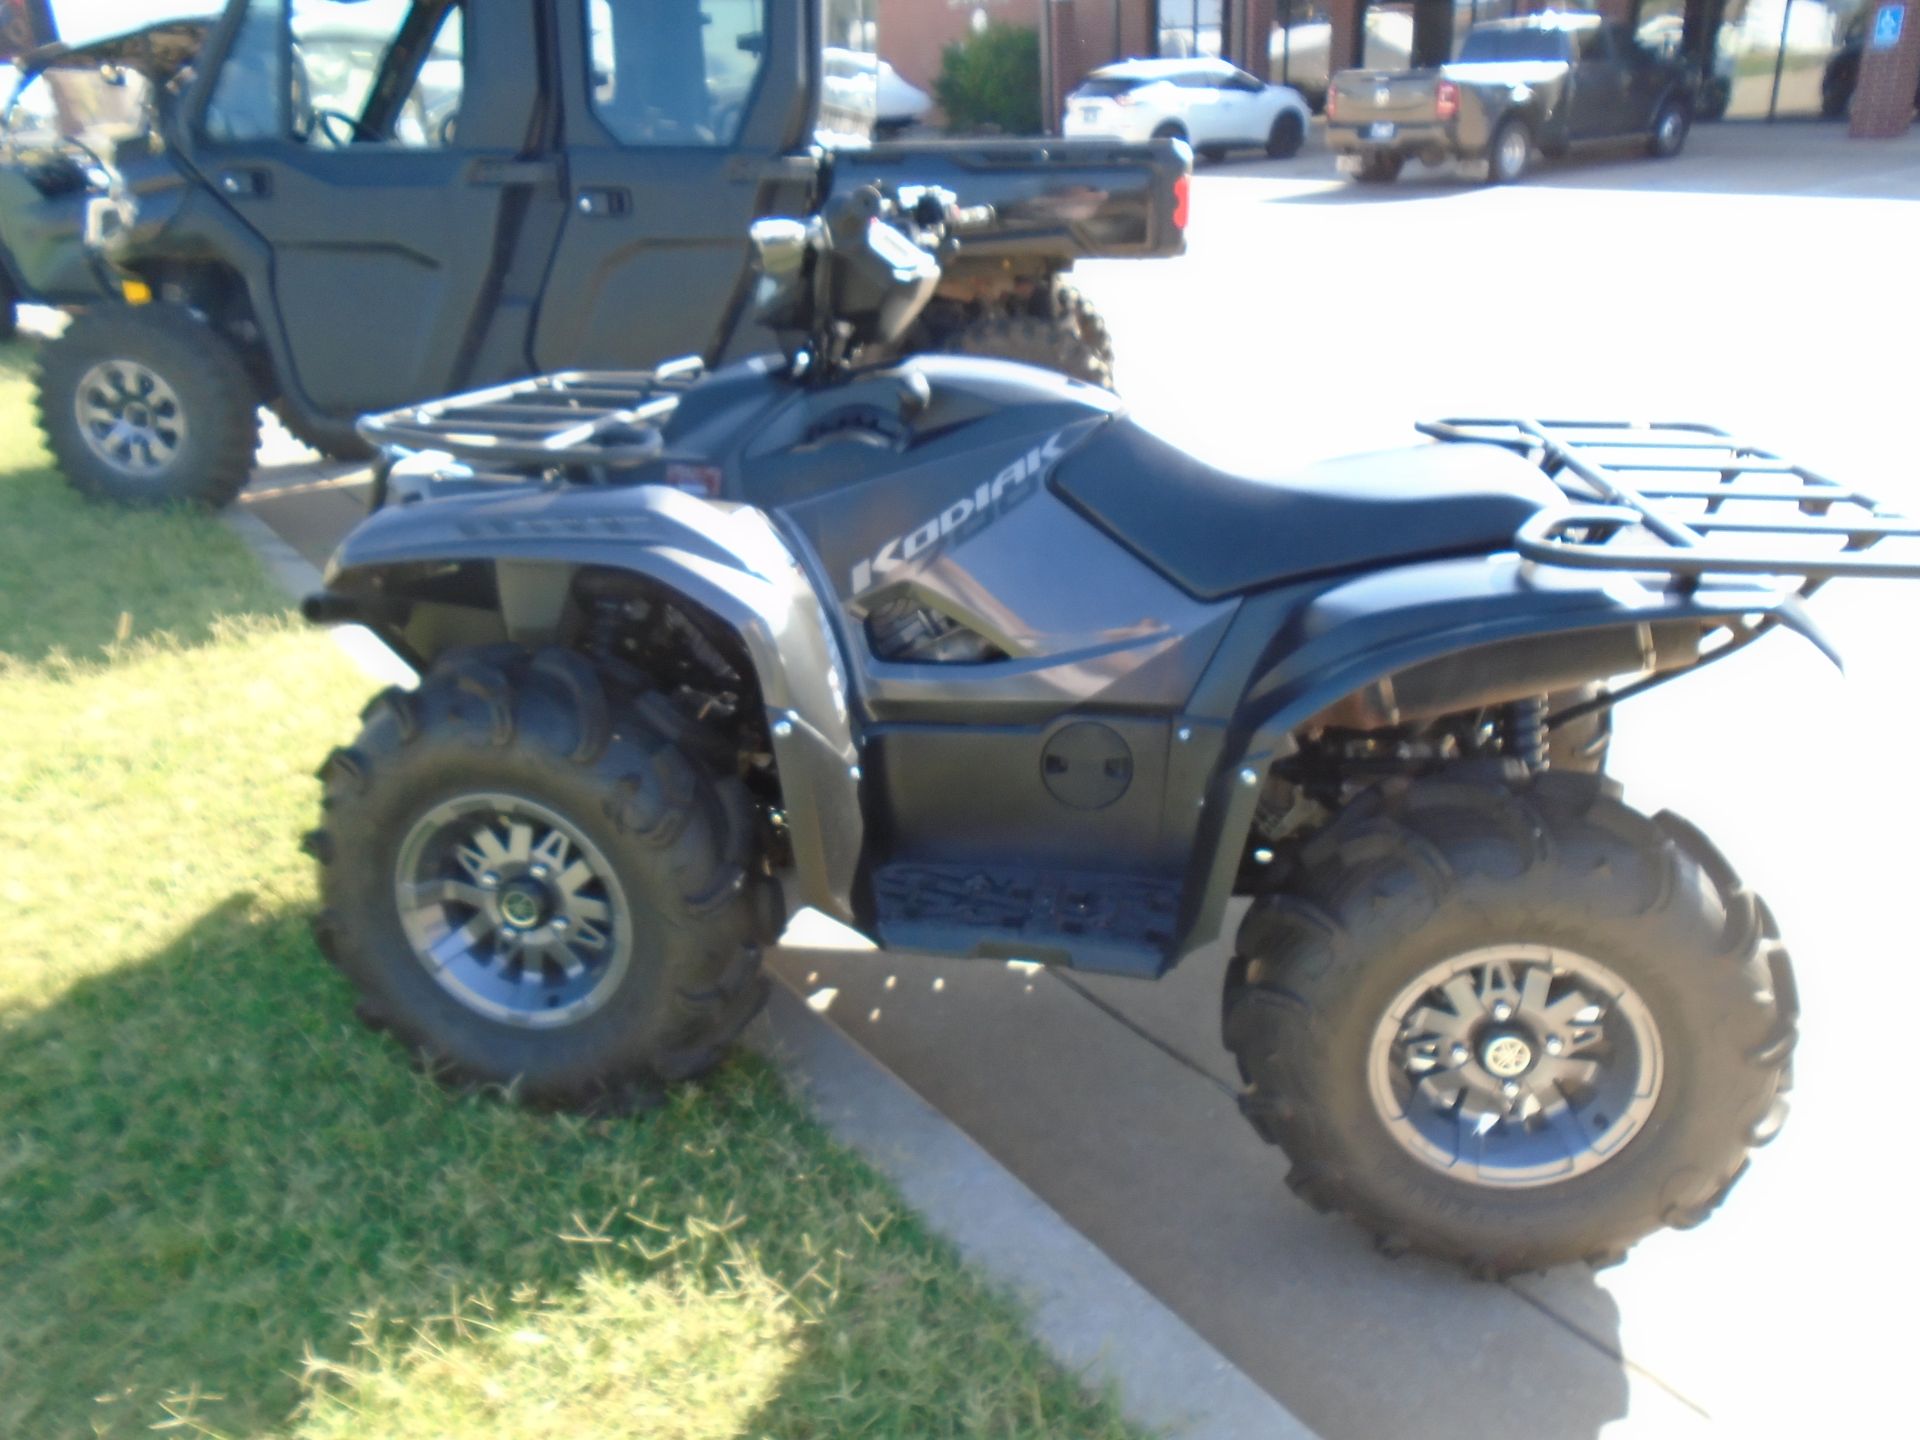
(935, 23, 1041, 135)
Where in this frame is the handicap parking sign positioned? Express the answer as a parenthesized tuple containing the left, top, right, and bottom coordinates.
(1872, 3, 1906, 49)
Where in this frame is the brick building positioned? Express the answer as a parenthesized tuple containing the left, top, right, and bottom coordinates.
(876, 0, 1920, 137)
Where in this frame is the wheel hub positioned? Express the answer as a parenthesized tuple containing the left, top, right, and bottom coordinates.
(1369, 945, 1663, 1188)
(1479, 1031, 1535, 1079)
(393, 793, 632, 1028)
(73, 360, 189, 477)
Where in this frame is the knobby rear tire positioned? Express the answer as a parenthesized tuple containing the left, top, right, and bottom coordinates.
(1223, 769, 1795, 1275)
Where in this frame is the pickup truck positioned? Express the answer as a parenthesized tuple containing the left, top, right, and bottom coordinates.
(1326, 13, 1696, 185)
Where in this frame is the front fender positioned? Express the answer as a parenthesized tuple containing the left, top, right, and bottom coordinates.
(319, 483, 865, 925)
(1173, 555, 1835, 958)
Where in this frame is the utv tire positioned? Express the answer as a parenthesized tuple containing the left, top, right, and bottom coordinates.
(1039, 278, 1117, 375)
(1488, 118, 1532, 184)
(37, 305, 259, 507)
(1353, 153, 1404, 184)
(0, 266, 18, 342)
(945, 310, 1114, 390)
(1223, 770, 1795, 1275)
(1267, 111, 1306, 159)
(271, 398, 375, 463)
(1647, 100, 1690, 159)
(307, 648, 780, 1110)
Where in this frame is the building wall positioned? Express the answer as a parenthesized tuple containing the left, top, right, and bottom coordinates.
(877, 0, 1045, 95)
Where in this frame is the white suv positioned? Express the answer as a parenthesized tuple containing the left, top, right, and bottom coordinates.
(1063, 57, 1311, 160)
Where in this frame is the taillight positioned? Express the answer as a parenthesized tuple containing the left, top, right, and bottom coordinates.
(1114, 92, 1137, 107)
(1436, 79, 1459, 121)
(1326, 86, 1338, 121)
(1172, 174, 1189, 230)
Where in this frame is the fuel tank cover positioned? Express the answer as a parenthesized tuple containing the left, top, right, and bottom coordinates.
(1041, 722, 1133, 811)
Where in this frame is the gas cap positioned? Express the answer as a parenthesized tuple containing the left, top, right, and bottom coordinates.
(1041, 722, 1133, 810)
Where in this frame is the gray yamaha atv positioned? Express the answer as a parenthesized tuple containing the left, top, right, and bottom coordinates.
(304, 187, 1920, 1275)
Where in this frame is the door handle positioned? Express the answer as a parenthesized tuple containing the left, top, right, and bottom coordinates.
(573, 186, 630, 217)
(216, 167, 271, 198)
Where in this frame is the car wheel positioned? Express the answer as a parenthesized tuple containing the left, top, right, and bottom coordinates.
(1647, 100, 1689, 158)
(1151, 120, 1188, 146)
(36, 304, 261, 508)
(1488, 118, 1532, 184)
(1266, 111, 1306, 159)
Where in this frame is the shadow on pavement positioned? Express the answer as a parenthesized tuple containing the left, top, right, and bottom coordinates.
(771, 933, 1659, 1439)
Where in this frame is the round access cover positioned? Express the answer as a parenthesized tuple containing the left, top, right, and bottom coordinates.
(1041, 721, 1133, 811)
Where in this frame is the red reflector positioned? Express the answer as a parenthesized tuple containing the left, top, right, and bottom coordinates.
(1436, 80, 1459, 121)
(1173, 174, 1189, 229)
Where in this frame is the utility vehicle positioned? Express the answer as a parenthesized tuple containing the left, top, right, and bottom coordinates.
(7, 1, 1183, 507)
(302, 185, 1919, 1274)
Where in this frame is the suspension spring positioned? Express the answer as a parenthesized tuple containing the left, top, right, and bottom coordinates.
(1504, 695, 1548, 771)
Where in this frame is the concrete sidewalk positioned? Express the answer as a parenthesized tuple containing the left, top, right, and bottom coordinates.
(237, 120, 1920, 1438)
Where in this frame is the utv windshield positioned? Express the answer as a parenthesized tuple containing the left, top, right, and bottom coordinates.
(1456, 27, 1574, 63)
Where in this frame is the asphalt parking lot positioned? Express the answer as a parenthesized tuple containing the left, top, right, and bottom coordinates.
(240, 119, 1920, 1439)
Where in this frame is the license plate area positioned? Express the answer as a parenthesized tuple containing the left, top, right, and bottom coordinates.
(1080, 106, 1103, 122)
(1366, 121, 1397, 140)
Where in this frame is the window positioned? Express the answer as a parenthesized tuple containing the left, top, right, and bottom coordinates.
(586, 0, 767, 147)
(1574, 23, 1610, 62)
(202, 0, 464, 148)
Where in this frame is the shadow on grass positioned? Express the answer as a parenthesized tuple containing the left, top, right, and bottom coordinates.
(0, 897, 1136, 1439)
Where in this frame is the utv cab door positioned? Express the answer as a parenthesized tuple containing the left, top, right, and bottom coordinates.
(185, 0, 552, 417)
(531, 0, 823, 371)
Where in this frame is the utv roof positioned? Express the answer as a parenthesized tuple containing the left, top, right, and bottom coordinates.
(22, 13, 219, 79)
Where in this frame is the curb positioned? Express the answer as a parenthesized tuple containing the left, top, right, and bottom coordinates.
(225, 504, 1317, 1440)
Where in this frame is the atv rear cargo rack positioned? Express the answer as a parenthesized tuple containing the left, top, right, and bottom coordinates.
(357, 360, 707, 469)
(1419, 418, 1920, 591)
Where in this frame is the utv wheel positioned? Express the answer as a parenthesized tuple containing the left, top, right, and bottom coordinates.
(1488, 119, 1532, 184)
(271, 398, 375, 463)
(1267, 111, 1306, 159)
(36, 304, 259, 507)
(945, 310, 1114, 390)
(1353, 152, 1403, 184)
(1223, 770, 1795, 1275)
(307, 648, 779, 1110)
(1647, 101, 1690, 159)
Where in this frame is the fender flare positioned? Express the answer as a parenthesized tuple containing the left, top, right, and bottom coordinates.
(1169, 557, 1836, 959)
(316, 483, 866, 924)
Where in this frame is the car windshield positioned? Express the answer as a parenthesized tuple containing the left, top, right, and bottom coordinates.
(1457, 28, 1572, 63)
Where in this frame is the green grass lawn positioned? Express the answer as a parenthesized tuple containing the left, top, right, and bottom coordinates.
(0, 337, 1144, 1440)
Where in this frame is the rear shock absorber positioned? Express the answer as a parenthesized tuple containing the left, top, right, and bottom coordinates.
(1503, 695, 1548, 771)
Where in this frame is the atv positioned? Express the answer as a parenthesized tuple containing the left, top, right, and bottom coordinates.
(302, 185, 1920, 1275)
(11, 0, 1183, 508)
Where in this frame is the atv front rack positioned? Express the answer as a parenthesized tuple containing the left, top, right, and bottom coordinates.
(1419, 418, 1920, 591)
(357, 359, 707, 469)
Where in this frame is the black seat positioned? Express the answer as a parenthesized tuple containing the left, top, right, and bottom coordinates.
(1051, 419, 1567, 600)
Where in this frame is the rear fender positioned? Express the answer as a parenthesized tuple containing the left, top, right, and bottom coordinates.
(1172, 555, 1835, 959)
(316, 483, 864, 924)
